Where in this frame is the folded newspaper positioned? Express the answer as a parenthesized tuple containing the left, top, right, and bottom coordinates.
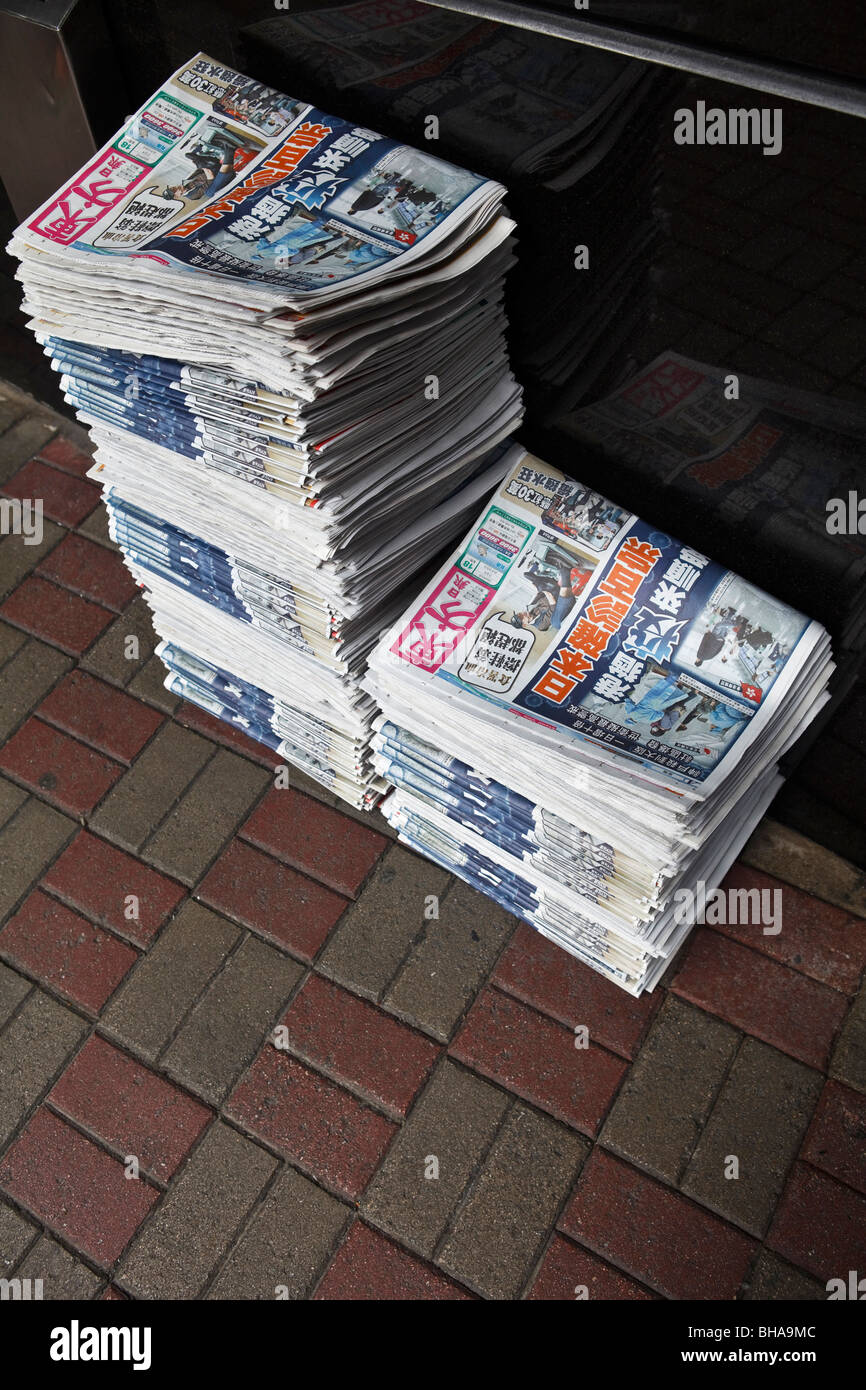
(10, 54, 522, 806)
(364, 445, 835, 993)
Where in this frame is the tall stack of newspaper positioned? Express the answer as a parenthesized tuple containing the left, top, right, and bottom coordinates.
(10, 55, 522, 806)
(364, 445, 834, 993)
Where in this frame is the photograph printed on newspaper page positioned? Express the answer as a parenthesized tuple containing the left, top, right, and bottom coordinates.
(17, 53, 504, 299)
(383, 449, 825, 798)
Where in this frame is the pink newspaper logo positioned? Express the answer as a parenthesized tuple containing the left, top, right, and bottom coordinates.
(391, 566, 494, 673)
(29, 148, 149, 246)
(622, 357, 703, 419)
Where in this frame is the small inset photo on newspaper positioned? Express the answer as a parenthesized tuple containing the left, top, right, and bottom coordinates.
(489, 529, 595, 651)
(541, 483, 630, 553)
(676, 573, 811, 701)
(329, 146, 479, 242)
(150, 119, 267, 210)
(582, 662, 748, 770)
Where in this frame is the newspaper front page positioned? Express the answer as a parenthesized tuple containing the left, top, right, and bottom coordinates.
(16, 53, 506, 303)
(376, 448, 826, 800)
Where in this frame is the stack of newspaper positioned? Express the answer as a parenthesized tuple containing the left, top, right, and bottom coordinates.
(9, 54, 521, 806)
(364, 444, 834, 993)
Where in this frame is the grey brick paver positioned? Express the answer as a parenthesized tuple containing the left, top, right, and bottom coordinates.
(207, 1166, 349, 1300)
(384, 880, 516, 1041)
(0, 798, 75, 922)
(0, 395, 27, 438)
(0, 961, 31, 1029)
(0, 638, 71, 741)
(76, 505, 113, 549)
(142, 748, 269, 884)
(162, 936, 302, 1104)
(600, 995, 741, 1183)
(101, 902, 240, 1061)
(742, 1250, 825, 1301)
(0, 621, 26, 670)
(0, 522, 63, 600)
(0, 1197, 37, 1270)
(829, 980, 866, 1094)
(681, 1038, 823, 1235)
(118, 1122, 277, 1299)
(90, 722, 213, 853)
(438, 1102, 588, 1299)
(0, 418, 57, 483)
(0, 990, 88, 1149)
(0, 777, 26, 830)
(15, 1235, 102, 1299)
(318, 844, 450, 1000)
(80, 596, 157, 687)
(128, 655, 181, 713)
(363, 1060, 508, 1257)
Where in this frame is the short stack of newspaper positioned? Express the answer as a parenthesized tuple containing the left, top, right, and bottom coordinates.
(9, 54, 522, 806)
(364, 444, 834, 993)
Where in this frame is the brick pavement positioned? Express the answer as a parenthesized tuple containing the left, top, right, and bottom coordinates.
(0, 380, 864, 1300)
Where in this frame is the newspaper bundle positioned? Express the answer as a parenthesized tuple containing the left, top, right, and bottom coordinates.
(364, 445, 835, 993)
(10, 53, 522, 806)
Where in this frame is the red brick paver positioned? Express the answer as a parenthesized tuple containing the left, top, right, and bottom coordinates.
(2, 457, 100, 525)
(42, 829, 185, 946)
(36, 532, 138, 612)
(768, 1162, 866, 1282)
(0, 1107, 158, 1266)
(492, 922, 659, 1059)
(241, 787, 387, 897)
(451, 986, 628, 1135)
(716, 864, 866, 992)
(672, 927, 849, 1070)
(0, 890, 137, 1012)
(198, 838, 346, 960)
(314, 1222, 471, 1300)
(559, 1148, 756, 1300)
(226, 1045, 396, 1200)
(528, 1234, 657, 1300)
(278, 973, 438, 1116)
(37, 436, 95, 478)
(48, 1035, 211, 1181)
(37, 671, 163, 764)
(800, 1080, 866, 1195)
(1, 576, 114, 654)
(0, 717, 123, 815)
